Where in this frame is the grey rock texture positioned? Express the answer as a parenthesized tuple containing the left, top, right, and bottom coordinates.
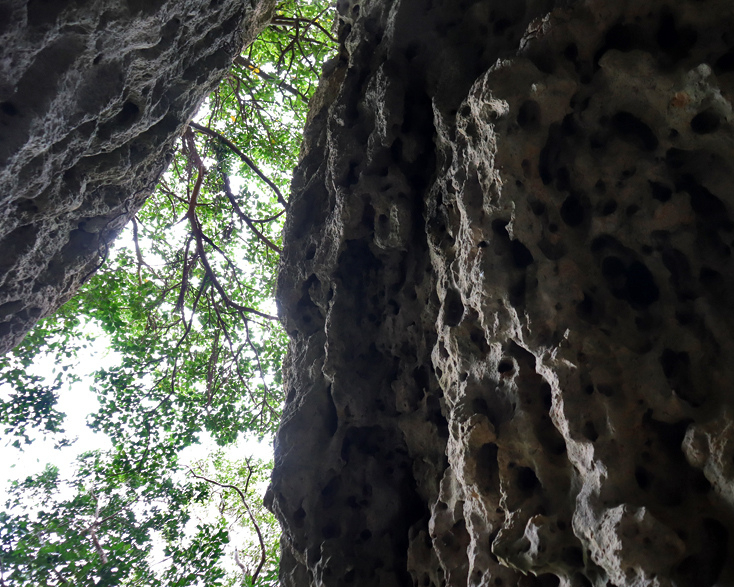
(0, 0, 275, 354)
(270, 0, 734, 585)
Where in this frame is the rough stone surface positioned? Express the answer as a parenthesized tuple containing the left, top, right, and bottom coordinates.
(270, 0, 734, 585)
(0, 0, 274, 353)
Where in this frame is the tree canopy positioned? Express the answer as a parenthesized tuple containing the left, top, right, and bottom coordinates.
(0, 2, 337, 585)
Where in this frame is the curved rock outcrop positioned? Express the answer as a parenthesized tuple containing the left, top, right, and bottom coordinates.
(0, 0, 274, 353)
(271, 0, 734, 585)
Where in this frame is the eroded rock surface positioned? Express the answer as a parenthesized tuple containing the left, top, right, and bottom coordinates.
(0, 0, 274, 353)
(271, 0, 734, 585)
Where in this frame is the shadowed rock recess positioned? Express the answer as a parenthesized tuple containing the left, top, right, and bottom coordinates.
(269, 0, 734, 585)
(0, 0, 274, 354)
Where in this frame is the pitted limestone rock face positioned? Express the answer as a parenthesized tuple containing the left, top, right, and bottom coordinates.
(0, 0, 274, 353)
(272, 0, 734, 586)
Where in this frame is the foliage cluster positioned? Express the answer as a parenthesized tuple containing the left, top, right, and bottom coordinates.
(0, 1, 336, 585)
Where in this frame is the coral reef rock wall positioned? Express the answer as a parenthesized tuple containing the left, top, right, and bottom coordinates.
(270, 0, 734, 585)
(0, 0, 274, 354)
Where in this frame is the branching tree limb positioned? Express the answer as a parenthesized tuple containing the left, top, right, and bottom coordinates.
(188, 469, 267, 585)
(189, 121, 288, 210)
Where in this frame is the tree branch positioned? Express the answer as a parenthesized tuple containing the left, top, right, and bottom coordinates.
(221, 173, 281, 254)
(234, 55, 309, 104)
(188, 470, 267, 584)
(188, 121, 288, 210)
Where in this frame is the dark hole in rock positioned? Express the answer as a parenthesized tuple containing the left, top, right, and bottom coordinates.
(564, 43, 578, 61)
(404, 42, 419, 61)
(573, 573, 593, 587)
(690, 110, 720, 134)
(605, 23, 638, 52)
(582, 421, 598, 442)
(621, 167, 637, 179)
(649, 181, 672, 202)
(322, 523, 340, 539)
(516, 466, 540, 492)
(493, 18, 511, 35)
(576, 293, 600, 324)
(522, 158, 532, 177)
(497, 360, 513, 374)
(413, 365, 429, 391)
(325, 388, 338, 437)
(660, 348, 689, 379)
(548, 223, 559, 233)
(678, 176, 731, 229)
(538, 238, 566, 260)
(602, 200, 617, 215)
(536, 573, 560, 586)
(509, 279, 526, 307)
(531, 200, 546, 216)
(1, 101, 18, 117)
(346, 160, 360, 186)
(469, 327, 490, 354)
(665, 147, 689, 169)
(443, 288, 464, 327)
(635, 465, 652, 490)
(598, 385, 615, 397)
(478, 240, 488, 248)
(541, 383, 553, 409)
(517, 100, 541, 131)
(611, 111, 658, 151)
(561, 546, 584, 568)
(626, 204, 640, 216)
(538, 131, 558, 185)
(510, 240, 534, 268)
(556, 166, 571, 191)
(529, 50, 556, 75)
(476, 443, 499, 493)
(594, 23, 643, 66)
(492, 218, 510, 236)
(601, 256, 625, 279)
(699, 266, 722, 289)
(589, 132, 606, 149)
(560, 195, 585, 226)
(320, 476, 341, 509)
(561, 114, 579, 137)
(626, 261, 659, 306)
(293, 507, 306, 528)
(115, 101, 140, 125)
(716, 48, 734, 73)
(691, 470, 712, 493)
(676, 519, 728, 586)
(591, 233, 621, 252)
(344, 569, 355, 583)
(657, 8, 697, 61)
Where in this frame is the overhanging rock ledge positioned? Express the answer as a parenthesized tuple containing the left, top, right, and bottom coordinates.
(0, 0, 275, 354)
